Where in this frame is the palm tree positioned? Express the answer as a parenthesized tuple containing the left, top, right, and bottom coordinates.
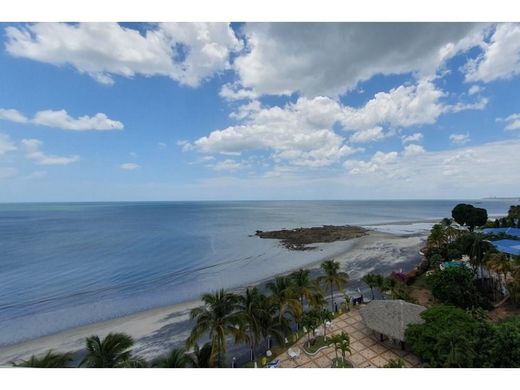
(153, 348, 193, 368)
(289, 269, 318, 308)
(319, 309, 334, 339)
(337, 331, 352, 361)
(190, 343, 213, 368)
(361, 273, 378, 300)
(80, 333, 138, 368)
(318, 260, 349, 311)
(236, 287, 270, 362)
(374, 274, 386, 299)
(12, 350, 73, 368)
(266, 276, 302, 324)
(186, 289, 241, 368)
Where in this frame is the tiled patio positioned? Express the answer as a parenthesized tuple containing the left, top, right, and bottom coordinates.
(277, 306, 421, 368)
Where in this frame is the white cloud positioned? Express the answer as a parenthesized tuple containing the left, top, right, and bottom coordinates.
(349, 127, 386, 143)
(219, 83, 258, 101)
(233, 23, 484, 97)
(497, 113, 520, 131)
(191, 96, 361, 168)
(0, 107, 123, 131)
(120, 163, 140, 170)
(464, 23, 520, 83)
(0, 133, 17, 155)
(342, 140, 520, 196)
(449, 133, 471, 144)
(32, 110, 123, 131)
(24, 170, 47, 180)
(403, 144, 426, 156)
(5, 23, 241, 87)
(0, 108, 28, 123)
(401, 132, 423, 143)
(21, 139, 79, 165)
(157, 142, 167, 149)
(446, 97, 489, 113)
(341, 79, 446, 130)
(206, 159, 244, 172)
(468, 85, 482, 95)
(0, 167, 17, 179)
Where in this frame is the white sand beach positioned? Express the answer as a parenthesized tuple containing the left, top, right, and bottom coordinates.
(0, 229, 427, 366)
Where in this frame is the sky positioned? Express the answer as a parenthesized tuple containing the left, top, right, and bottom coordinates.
(0, 22, 520, 201)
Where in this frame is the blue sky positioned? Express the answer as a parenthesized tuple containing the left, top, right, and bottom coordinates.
(0, 22, 519, 201)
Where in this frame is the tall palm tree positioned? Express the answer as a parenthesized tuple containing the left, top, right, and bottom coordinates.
(153, 348, 193, 368)
(289, 269, 318, 309)
(318, 260, 349, 311)
(186, 289, 241, 368)
(236, 287, 270, 361)
(266, 276, 302, 324)
(80, 333, 138, 368)
(361, 273, 378, 300)
(12, 350, 73, 368)
(374, 274, 386, 299)
(190, 343, 213, 368)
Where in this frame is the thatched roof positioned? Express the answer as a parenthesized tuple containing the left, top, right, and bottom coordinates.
(360, 300, 426, 342)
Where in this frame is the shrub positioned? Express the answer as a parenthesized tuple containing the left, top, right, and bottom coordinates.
(428, 267, 487, 309)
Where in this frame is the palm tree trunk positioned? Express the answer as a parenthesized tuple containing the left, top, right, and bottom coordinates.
(370, 287, 374, 300)
(330, 285, 334, 312)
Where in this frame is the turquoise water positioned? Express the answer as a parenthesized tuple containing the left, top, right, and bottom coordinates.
(0, 199, 512, 345)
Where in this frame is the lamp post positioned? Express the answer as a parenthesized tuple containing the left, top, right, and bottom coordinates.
(231, 356, 236, 368)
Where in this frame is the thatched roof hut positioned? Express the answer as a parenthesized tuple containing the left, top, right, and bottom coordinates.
(360, 299, 426, 342)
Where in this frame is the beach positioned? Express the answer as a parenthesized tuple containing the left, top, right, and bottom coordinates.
(0, 229, 427, 366)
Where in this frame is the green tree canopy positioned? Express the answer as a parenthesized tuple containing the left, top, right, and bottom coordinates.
(429, 267, 486, 309)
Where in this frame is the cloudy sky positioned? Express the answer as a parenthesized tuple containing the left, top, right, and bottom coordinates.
(0, 22, 519, 201)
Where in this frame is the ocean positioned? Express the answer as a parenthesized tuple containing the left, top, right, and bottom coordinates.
(0, 199, 513, 346)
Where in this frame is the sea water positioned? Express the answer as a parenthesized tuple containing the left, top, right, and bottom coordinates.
(0, 199, 513, 345)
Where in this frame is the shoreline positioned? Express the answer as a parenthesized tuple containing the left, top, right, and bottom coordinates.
(0, 228, 428, 366)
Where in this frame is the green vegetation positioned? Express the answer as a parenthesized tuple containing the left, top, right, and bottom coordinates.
(452, 203, 488, 231)
(429, 267, 488, 309)
(406, 305, 520, 367)
(80, 333, 146, 368)
(302, 335, 331, 354)
(383, 358, 405, 368)
(11, 350, 73, 368)
(318, 260, 349, 311)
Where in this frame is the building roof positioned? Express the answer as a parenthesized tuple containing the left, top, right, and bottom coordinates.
(483, 227, 520, 238)
(491, 239, 520, 256)
(360, 299, 426, 342)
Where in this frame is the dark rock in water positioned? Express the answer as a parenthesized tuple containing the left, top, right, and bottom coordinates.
(255, 225, 368, 250)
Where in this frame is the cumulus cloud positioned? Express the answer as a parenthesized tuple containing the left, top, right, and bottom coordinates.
(497, 113, 520, 131)
(449, 133, 471, 145)
(401, 133, 423, 143)
(0, 133, 17, 155)
(349, 127, 386, 143)
(21, 139, 80, 165)
(0, 108, 28, 123)
(5, 22, 242, 87)
(233, 23, 484, 97)
(0, 107, 123, 131)
(464, 23, 520, 83)
(343, 140, 520, 195)
(468, 85, 482, 95)
(191, 97, 361, 168)
(403, 143, 426, 156)
(120, 163, 140, 170)
(445, 97, 489, 113)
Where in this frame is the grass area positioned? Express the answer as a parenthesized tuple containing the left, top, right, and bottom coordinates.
(302, 336, 332, 354)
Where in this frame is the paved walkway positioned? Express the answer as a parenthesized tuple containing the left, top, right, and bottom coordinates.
(277, 306, 421, 368)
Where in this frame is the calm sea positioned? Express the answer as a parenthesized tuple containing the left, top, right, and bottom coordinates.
(0, 200, 513, 345)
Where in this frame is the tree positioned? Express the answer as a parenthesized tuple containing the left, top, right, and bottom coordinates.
(429, 267, 485, 309)
(361, 273, 378, 300)
(153, 348, 193, 368)
(318, 260, 349, 311)
(12, 350, 73, 368)
(190, 343, 213, 368)
(405, 305, 495, 368)
(186, 289, 241, 368)
(451, 204, 488, 231)
(289, 268, 319, 309)
(318, 309, 334, 339)
(490, 317, 520, 367)
(80, 333, 141, 368)
(266, 276, 302, 324)
(236, 287, 270, 362)
(302, 310, 320, 345)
